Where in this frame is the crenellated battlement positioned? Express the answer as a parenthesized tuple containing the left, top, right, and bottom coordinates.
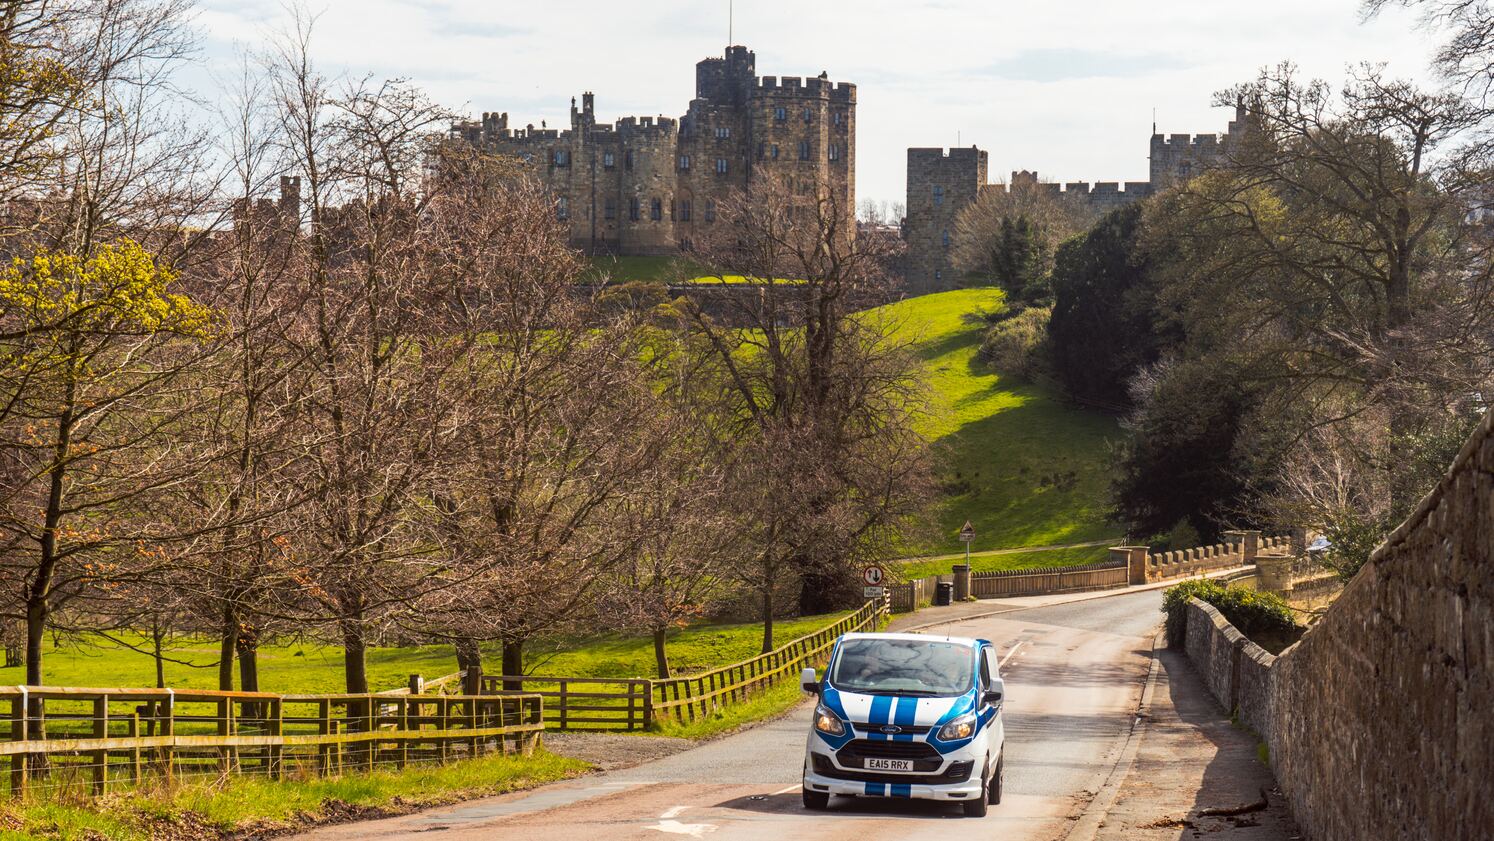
(752, 75, 854, 101)
(1152, 132, 1224, 149)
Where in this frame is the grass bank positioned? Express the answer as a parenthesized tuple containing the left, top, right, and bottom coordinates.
(13, 612, 844, 694)
(0, 749, 586, 840)
(873, 288, 1122, 555)
(897, 543, 1113, 581)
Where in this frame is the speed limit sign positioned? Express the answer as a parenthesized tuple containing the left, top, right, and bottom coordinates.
(862, 566, 885, 586)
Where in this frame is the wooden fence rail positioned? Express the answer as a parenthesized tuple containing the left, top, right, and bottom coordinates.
(0, 686, 543, 797)
(970, 560, 1129, 598)
(480, 599, 887, 733)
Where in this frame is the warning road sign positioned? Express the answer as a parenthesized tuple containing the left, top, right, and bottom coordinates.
(862, 566, 885, 586)
(959, 521, 975, 542)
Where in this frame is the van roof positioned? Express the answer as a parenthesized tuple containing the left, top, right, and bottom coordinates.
(839, 631, 981, 647)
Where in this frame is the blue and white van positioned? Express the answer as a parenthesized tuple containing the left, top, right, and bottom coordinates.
(799, 632, 1005, 817)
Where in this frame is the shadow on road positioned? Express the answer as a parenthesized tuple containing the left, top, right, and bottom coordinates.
(713, 791, 968, 820)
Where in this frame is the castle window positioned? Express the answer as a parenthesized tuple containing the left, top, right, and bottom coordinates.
(771, 144, 780, 160)
(554, 149, 569, 167)
(604, 197, 616, 220)
(803, 106, 812, 123)
(603, 150, 615, 168)
(705, 200, 716, 223)
(933, 185, 944, 206)
(774, 106, 787, 122)
(935, 270, 943, 282)
(828, 144, 840, 162)
(798, 141, 810, 161)
(625, 150, 634, 170)
(942, 230, 950, 248)
(679, 154, 691, 171)
(715, 126, 731, 140)
(833, 110, 844, 127)
(629, 197, 640, 221)
(715, 158, 729, 175)
(650, 198, 662, 221)
(680, 200, 692, 222)
(556, 196, 569, 220)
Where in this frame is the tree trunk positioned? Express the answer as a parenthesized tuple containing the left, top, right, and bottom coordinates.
(652, 628, 671, 679)
(218, 603, 237, 691)
(151, 620, 167, 688)
(501, 639, 524, 691)
(237, 626, 260, 693)
(342, 621, 369, 694)
(760, 587, 775, 654)
(456, 637, 483, 695)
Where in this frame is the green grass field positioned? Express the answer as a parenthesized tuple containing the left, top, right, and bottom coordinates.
(12, 612, 845, 694)
(873, 288, 1122, 557)
(897, 544, 1112, 581)
(0, 749, 586, 840)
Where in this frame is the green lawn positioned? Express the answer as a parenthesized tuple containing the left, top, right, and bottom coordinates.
(897, 544, 1112, 581)
(587, 255, 691, 283)
(14, 612, 845, 694)
(873, 288, 1122, 556)
(0, 749, 586, 840)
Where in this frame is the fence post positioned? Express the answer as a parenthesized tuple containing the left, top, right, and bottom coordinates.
(9, 694, 26, 796)
(408, 674, 424, 696)
(91, 695, 108, 795)
(127, 712, 141, 788)
(558, 680, 568, 732)
(396, 697, 409, 770)
(317, 699, 332, 776)
(267, 699, 283, 781)
(642, 680, 654, 730)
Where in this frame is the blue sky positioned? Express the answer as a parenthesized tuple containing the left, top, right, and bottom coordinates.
(191, 0, 1441, 206)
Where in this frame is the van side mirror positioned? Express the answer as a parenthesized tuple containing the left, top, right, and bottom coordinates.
(800, 667, 820, 695)
(982, 677, 1005, 708)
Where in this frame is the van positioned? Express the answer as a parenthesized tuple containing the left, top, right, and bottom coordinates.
(799, 632, 1005, 817)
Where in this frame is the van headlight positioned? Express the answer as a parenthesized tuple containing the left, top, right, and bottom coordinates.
(813, 703, 846, 737)
(937, 711, 977, 741)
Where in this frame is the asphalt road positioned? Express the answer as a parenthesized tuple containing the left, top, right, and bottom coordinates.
(292, 589, 1165, 841)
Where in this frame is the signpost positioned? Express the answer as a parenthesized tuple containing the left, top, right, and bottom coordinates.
(959, 521, 975, 565)
(862, 566, 886, 601)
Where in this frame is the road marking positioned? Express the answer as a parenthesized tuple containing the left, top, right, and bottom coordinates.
(771, 784, 800, 795)
(1001, 641, 1026, 668)
(646, 819, 717, 837)
(659, 805, 687, 819)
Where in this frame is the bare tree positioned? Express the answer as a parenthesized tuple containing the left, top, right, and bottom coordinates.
(951, 177, 1094, 302)
(681, 172, 933, 651)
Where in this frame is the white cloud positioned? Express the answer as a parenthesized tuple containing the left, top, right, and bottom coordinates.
(191, 0, 1443, 205)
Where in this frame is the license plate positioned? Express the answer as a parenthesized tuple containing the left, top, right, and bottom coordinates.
(865, 758, 914, 771)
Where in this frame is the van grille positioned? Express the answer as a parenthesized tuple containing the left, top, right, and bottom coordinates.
(838, 739, 942, 763)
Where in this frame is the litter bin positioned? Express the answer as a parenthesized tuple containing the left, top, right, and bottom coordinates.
(935, 581, 954, 606)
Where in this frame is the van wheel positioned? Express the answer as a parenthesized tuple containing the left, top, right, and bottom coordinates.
(963, 765, 990, 817)
(988, 752, 1003, 805)
(803, 786, 829, 811)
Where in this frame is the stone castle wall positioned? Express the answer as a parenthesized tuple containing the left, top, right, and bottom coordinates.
(1182, 408, 1494, 840)
(451, 46, 856, 257)
(905, 104, 1248, 292)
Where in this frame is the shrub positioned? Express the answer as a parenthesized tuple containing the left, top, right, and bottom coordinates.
(979, 305, 1051, 380)
(1162, 579, 1296, 647)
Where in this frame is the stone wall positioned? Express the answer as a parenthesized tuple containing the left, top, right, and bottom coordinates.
(1181, 409, 1494, 840)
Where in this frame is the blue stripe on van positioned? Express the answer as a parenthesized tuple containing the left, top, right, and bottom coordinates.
(893, 696, 918, 741)
(864, 782, 886, 797)
(867, 695, 893, 740)
(890, 783, 912, 798)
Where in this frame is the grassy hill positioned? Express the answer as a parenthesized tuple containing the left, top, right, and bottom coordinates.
(877, 288, 1122, 557)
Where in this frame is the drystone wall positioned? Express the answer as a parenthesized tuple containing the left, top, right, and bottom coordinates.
(1183, 408, 1493, 840)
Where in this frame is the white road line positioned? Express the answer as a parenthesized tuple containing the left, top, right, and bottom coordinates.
(771, 784, 800, 795)
(659, 805, 687, 819)
(1000, 641, 1026, 668)
(646, 819, 717, 837)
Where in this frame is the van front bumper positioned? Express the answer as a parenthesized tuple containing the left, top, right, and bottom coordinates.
(802, 751, 984, 801)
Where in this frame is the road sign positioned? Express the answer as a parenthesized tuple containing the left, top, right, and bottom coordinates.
(864, 586, 886, 599)
(959, 521, 975, 543)
(862, 566, 885, 586)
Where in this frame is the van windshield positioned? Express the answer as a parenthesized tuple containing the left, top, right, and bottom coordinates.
(829, 638, 975, 696)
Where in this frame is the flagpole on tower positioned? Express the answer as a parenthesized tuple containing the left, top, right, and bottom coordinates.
(729, 0, 734, 45)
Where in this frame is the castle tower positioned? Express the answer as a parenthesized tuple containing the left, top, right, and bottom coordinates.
(904, 147, 987, 292)
(450, 46, 854, 258)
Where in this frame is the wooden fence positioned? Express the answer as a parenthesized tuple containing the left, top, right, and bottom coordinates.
(889, 574, 948, 613)
(970, 559, 1129, 598)
(0, 686, 542, 797)
(481, 599, 887, 732)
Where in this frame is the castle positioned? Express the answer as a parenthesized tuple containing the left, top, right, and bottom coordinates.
(449, 46, 856, 256)
(904, 103, 1251, 292)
